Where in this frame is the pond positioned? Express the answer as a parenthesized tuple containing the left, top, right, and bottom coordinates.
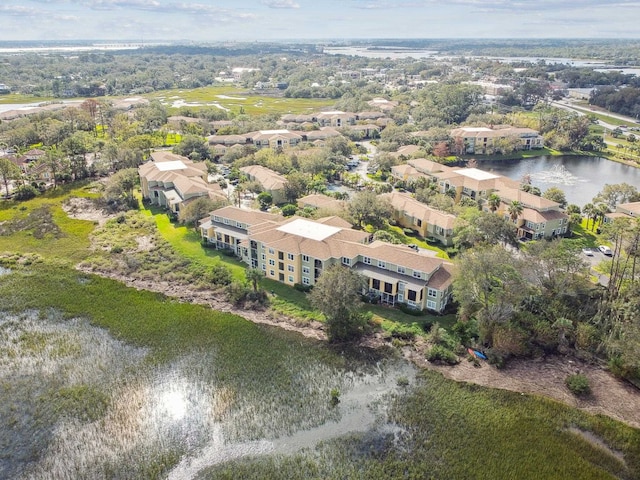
(481, 155, 640, 207)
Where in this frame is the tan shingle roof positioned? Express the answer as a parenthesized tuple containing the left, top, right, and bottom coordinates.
(427, 262, 454, 290)
(496, 187, 560, 211)
(297, 194, 345, 211)
(207, 205, 281, 226)
(408, 158, 453, 175)
(382, 192, 456, 230)
(240, 165, 287, 191)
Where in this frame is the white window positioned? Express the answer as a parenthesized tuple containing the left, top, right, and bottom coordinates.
(288, 253, 294, 261)
(378, 260, 386, 268)
(268, 248, 275, 255)
(288, 275, 294, 283)
(302, 266, 310, 274)
(407, 300, 416, 307)
(342, 257, 351, 265)
(413, 270, 422, 279)
(269, 259, 275, 266)
(398, 294, 404, 302)
(302, 255, 310, 262)
(288, 265, 294, 272)
(236, 221, 242, 228)
(363, 256, 371, 265)
(223, 218, 230, 225)
(213, 215, 221, 222)
(397, 266, 405, 274)
(261, 253, 266, 260)
(427, 300, 437, 310)
(261, 264, 266, 271)
(269, 270, 275, 276)
(428, 288, 437, 297)
(302, 277, 310, 285)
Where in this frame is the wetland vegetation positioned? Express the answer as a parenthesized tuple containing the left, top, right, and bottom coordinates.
(0, 184, 639, 479)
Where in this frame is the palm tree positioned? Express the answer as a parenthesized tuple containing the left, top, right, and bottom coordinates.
(245, 268, 265, 293)
(487, 193, 501, 213)
(507, 200, 524, 224)
(595, 203, 610, 230)
(582, 203, 597, 230)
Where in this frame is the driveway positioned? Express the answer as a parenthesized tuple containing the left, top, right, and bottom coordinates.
(581, 247, 610, 287)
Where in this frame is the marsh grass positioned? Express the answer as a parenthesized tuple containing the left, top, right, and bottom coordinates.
(145, 86, 335, 116)
(202, 370, 640, 480)
(0, 266, 413, 478)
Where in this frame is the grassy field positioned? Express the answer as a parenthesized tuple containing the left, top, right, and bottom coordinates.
(0, 183, 98, 264)
(144, 85, 336, 116)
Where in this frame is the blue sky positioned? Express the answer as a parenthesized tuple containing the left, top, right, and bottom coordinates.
(1, 1, 639, 42)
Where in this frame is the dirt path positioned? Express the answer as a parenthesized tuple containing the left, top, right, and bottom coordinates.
(78, 265, 640, 430)
(67, 200, 640, 430)
(406, 339, 640, 429)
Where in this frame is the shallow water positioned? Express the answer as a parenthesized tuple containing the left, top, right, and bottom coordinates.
(0, 310, 416, 479)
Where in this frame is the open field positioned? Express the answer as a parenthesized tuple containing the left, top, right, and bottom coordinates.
(144, 86, 336, 116)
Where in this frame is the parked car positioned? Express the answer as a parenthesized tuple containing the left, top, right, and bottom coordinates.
(598, 245, 613, 256)
(582, 248, 594, 256)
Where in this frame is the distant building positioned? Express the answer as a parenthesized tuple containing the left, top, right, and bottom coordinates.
(450, 126, 544, 154)
(239, 165, 287, 204)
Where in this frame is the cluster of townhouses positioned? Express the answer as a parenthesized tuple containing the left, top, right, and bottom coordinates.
(391, 158, 568, 241)
(449, 126, 544, 154)
(605, 202, 640, 222)
(199, 205, 454, 312)
(139, 151, 226, 214)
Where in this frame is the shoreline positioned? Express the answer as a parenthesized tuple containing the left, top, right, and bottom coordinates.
(78, 264, 640, 431)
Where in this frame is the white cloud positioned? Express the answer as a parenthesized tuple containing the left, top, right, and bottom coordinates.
(262, 0, 300, 8)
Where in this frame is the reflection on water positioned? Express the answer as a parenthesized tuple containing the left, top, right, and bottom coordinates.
(530, 164, 589, 186)
(483, 155, 640, 206)
(1, 310, 417, 479)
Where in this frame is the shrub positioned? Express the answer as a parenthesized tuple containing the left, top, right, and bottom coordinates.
(13, 184, 39, 201)
(330, 388, 340, 406)
(565, 373, 591, 396)
(426, 345, 459, 365)
(575, 323, 600, 352)
(281, 204, 297, 217)
(294, 283, 313, 293)
(209, 263, 232, 286)
(386, 323, 420, 341)
(397, 302, 424, 316)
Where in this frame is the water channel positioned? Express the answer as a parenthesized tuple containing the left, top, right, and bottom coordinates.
(480, 155, 640, 207)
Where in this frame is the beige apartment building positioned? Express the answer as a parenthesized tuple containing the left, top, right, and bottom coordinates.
(200, 206, 454, 312)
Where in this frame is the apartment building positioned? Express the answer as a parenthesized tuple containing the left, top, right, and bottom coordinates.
(239, 165, 287, 204)
(381, 191, 456, 246)
(390, 158, 568, 240)
(139, 151, 226, 214)
(450, 126, 544, 155)
(199, 206, 454, 312)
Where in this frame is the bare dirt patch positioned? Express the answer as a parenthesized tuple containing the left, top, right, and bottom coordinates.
(135, 235, 154, 252)
(406, 339, 640, 429)
(62, 197, 116, 226)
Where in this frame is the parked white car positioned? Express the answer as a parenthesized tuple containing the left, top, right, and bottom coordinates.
(598, 245, 613, 256)
(582, 248, 594, 256)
